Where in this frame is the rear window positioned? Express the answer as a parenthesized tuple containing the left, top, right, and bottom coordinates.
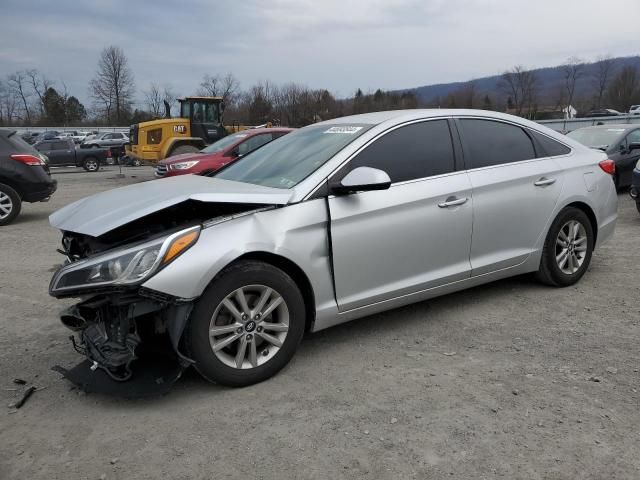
(530, 131, 571, 157)
(3, 132, 41, 155)
(459, 119, 536, 169)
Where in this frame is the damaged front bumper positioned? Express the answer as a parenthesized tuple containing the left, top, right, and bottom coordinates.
(53, 288, 194, 396)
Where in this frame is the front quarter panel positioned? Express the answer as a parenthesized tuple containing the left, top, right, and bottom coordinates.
(141, 199, 336, 321)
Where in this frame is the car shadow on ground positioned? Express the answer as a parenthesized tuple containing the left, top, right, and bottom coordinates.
(102, 273, 548, 405)
(10, 210, 53, 224)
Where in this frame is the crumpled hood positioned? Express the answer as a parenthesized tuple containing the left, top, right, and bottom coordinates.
(50, 175, 293, 237)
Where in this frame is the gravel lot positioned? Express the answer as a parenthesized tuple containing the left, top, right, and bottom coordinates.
(1, 167, 639, 479)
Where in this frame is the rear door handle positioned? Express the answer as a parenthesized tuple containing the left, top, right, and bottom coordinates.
(438, 196, 468, 208)
(534, 177, 556, 187)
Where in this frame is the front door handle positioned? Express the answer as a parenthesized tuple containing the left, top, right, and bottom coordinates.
(534, 177, 556, 187)
(438, 196, 468, 208)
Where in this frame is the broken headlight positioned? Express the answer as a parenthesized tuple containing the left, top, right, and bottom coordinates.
(50, 226, 200, 294)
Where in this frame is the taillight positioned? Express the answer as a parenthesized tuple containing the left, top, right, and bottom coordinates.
(11, 154, 44, 166)
(598, 159, 616, 175)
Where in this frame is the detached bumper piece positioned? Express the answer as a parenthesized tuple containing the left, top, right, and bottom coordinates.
(52, 291, 193, 397)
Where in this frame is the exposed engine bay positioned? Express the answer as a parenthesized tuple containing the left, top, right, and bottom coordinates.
(51, 200, 270, 396)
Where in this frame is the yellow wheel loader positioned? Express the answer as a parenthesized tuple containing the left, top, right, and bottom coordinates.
(126, 97, 270, 163)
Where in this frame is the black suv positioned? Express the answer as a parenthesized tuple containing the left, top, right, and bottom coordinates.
(0, 129, 57, 226)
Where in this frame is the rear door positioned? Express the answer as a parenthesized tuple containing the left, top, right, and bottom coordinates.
(328, 119, 473, 311)
(48, 140, 75, 166)
(616, 128, 640, 186)
(456, 118, 566, 276)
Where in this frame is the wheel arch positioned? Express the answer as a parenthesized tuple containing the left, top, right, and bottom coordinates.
(164, 137, 206, 157)
(563, 201, 598, 246)
(0, 177, 23, 198)
(228, 251, 317, 333)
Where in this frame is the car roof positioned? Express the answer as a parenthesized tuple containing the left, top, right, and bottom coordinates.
(313, 108, 547, 127)
(573, 124, 639, 131)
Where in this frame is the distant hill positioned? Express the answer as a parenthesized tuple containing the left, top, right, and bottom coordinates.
(399, 55, 640, 107)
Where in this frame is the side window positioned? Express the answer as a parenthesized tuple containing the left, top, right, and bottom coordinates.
(460, 119, 536, 168)
(347, 120, 455, 183)
(52, 141, 69, 150)
(626, 129, 640, 145)
(529, 130, 571, 157)
(37, 142, 51, 151)
(239, 134, 273, 155)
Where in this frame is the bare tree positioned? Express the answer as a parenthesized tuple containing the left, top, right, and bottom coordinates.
(499, 65, 538, 117)
(89, 45, 135, 124)
(197, 73, 240, 105)
(0, 80, 18, 126)
(144, 83, 178, 117)
(143, 83, 163, 117)
(592, 55, 615, 109)
(7, 71, 32, 125)
(25, 69, 53, 117)
(562, 57, 585, 118)
(607, 65, 640, 112)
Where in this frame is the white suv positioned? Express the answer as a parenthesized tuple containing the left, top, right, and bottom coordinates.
(629, 105, 640, 115)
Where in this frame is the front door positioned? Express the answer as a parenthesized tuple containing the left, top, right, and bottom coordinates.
(328, 119, 473, 311)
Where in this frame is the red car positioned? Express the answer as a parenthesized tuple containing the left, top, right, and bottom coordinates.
(155, 128, 293, 178)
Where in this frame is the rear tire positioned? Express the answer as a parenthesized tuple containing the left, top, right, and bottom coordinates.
(186, 260, 306, 387)
(0, 183, 21, 226)
(536, 207, 594, 287)
(83, 157, 100, 172)
(169, 145, 199, 157)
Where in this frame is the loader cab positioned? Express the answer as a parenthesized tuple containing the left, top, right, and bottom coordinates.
(179, 96, 226, 144)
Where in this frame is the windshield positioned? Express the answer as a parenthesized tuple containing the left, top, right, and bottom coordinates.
(567, 128, 625, 150)
(215, 124, 373, 189)
(201, 132, 249, 154)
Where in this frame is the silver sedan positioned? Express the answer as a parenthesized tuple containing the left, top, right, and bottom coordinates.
(49, 110, 617, 388)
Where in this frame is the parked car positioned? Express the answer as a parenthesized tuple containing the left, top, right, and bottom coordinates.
(630, 160, 640, 214)
(566, 124, 640, 188)
(34, 138, 112, 172)
(80, 132, 129, 149)
(21, 132, 39, 144)
(629, 105, 640, 115)
(48, 109, 617, 389)
(58, 131, 89, 144)
(0, 129, 57, 226)
(583, 109, 623, 118)
(40, 130, 61, 140)
(155, 128, 294, 178)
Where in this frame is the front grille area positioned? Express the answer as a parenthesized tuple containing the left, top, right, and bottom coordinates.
(155, 164, 167, 176)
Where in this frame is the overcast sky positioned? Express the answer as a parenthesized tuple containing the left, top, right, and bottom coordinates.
(1, 0, 638, 107)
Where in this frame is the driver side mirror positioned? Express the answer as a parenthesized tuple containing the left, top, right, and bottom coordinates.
(331, 167, 392, 195)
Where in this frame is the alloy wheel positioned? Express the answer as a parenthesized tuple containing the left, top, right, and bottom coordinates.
(0, 191, 13, 220)
(85, 159, 98, 171)
(208, 285, 290, 369)
(555, 220, 588, 275)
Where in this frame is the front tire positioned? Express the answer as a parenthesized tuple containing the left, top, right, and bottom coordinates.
(0, 183, 21, 226)
(536, 207, 594, 287)
(186, 261, 306, 387)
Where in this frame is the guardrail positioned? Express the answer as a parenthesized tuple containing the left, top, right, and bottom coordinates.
(13, 126, 130, 135)
(538, 114, 640, 132)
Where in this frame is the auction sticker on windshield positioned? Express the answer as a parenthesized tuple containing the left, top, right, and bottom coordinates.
(324, 126, 363, 134)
